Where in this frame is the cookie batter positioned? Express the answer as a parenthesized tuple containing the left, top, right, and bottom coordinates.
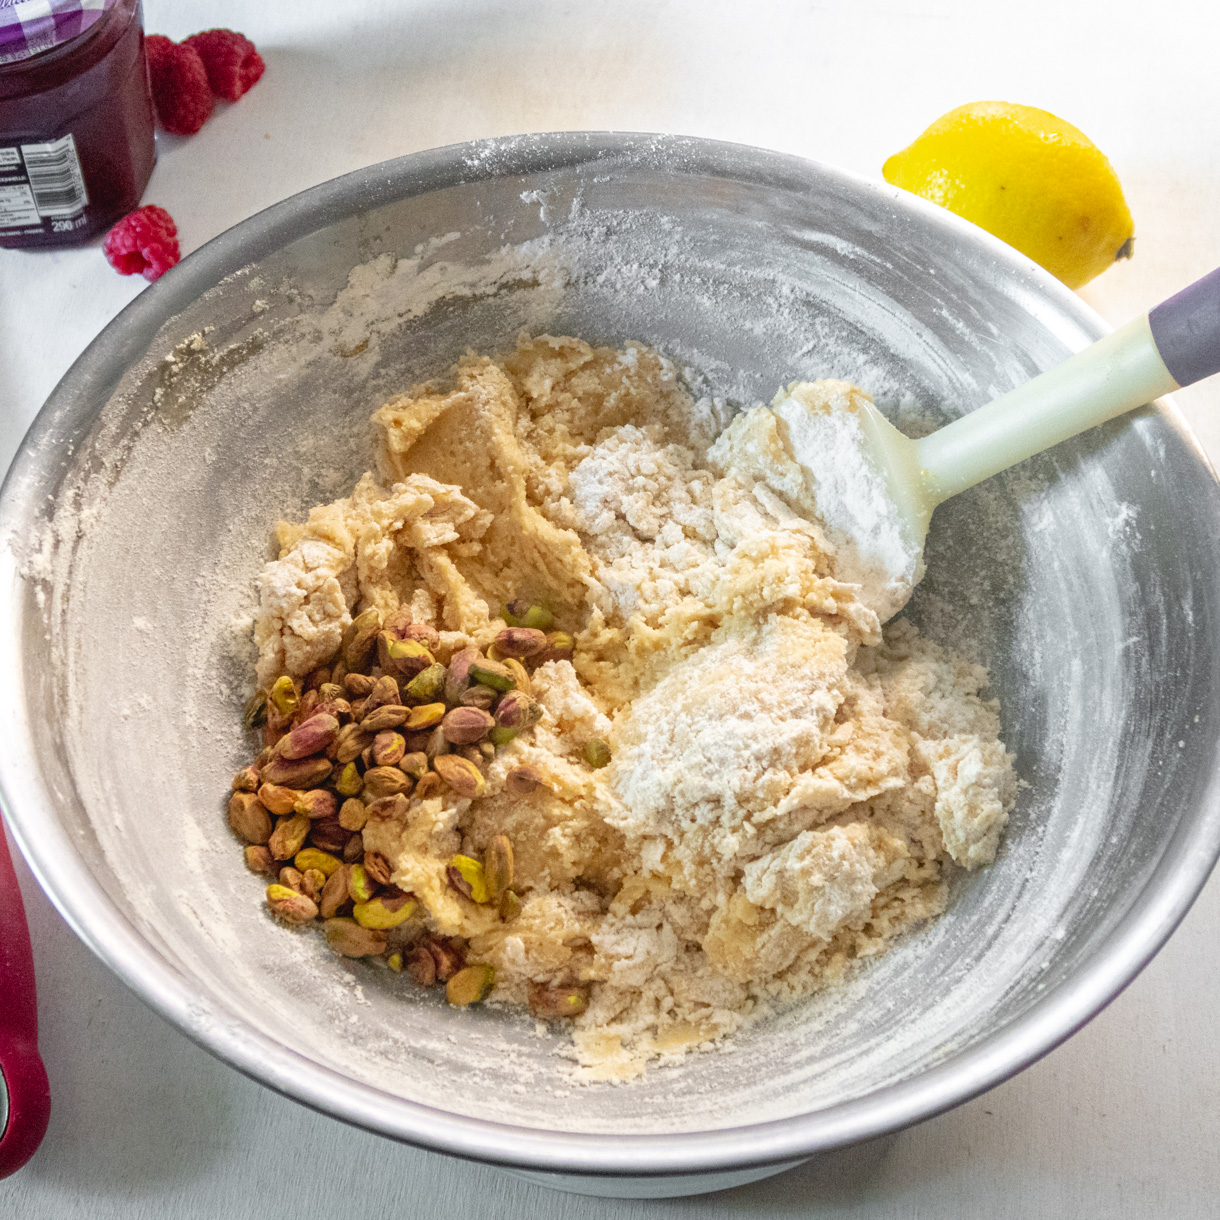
(251, 335, 1015, 1080)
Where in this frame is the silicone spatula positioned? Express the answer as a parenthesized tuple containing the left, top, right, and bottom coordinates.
(0, 819, 50, 1178)
(782, 266, 1220, 619)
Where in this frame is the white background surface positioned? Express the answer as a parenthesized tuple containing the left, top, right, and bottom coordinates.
(3, 1, 1220, 1215)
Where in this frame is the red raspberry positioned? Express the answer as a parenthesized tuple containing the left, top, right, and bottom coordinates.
(145, 34, 213, 135)
(183, 29, 265, 102)
(103, 206, 181, 282)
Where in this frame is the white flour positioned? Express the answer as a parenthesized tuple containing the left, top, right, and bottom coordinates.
(770, 382, 924, 622)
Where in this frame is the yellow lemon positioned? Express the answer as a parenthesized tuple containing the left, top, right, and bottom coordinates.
(882, 101, 1134, 289)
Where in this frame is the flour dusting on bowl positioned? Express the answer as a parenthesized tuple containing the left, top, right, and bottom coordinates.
(3, 138, 1214, 1180)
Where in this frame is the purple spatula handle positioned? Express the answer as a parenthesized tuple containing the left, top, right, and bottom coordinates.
(1148, 265, 1220, 388)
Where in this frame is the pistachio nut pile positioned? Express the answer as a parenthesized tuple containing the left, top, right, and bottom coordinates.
(227, 601, 598, 1011)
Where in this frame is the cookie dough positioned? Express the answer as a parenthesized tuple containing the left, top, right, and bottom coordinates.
(254, 335, 1016, 1080)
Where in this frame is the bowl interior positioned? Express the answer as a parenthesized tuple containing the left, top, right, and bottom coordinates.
(7, 137, 1220, 1153)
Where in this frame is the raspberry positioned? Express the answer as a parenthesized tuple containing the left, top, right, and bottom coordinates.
(103, 206, 181, 282)
(145, 34, 213, 135)
(183, 29, 265, 102)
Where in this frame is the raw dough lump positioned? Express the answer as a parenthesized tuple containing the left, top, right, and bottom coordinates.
(254, 335, 1016, 1080)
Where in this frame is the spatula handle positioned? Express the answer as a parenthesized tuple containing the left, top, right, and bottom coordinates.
(0, 820, 50, 1179)
(1149, 265, 1220, 387)
(917, 266, 1220, 504)
(916, 316, 1175, 502)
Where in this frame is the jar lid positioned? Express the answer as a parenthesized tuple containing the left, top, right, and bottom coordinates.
(0, 0, 115, 66)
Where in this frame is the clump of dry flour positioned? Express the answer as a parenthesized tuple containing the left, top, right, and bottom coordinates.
(253, 335, 1016, 1081)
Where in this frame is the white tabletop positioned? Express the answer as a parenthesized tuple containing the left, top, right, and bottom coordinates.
(3, 1, 1220, 1215)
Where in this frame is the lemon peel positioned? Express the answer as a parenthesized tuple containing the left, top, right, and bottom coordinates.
(883, 101, 1134, 289)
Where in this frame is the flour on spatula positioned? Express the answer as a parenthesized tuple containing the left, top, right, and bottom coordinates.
(708, 380, 923, 622)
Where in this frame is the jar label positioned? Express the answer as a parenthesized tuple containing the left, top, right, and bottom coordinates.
(0, 133, 90, 236)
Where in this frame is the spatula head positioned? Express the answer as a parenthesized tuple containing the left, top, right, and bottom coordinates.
(767, 382, 929, 622)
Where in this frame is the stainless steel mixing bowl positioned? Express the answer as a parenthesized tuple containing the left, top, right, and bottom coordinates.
(3, 133, 1219, 1198)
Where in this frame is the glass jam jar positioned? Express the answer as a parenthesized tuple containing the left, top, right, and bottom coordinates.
(0, 0, 155, 249)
